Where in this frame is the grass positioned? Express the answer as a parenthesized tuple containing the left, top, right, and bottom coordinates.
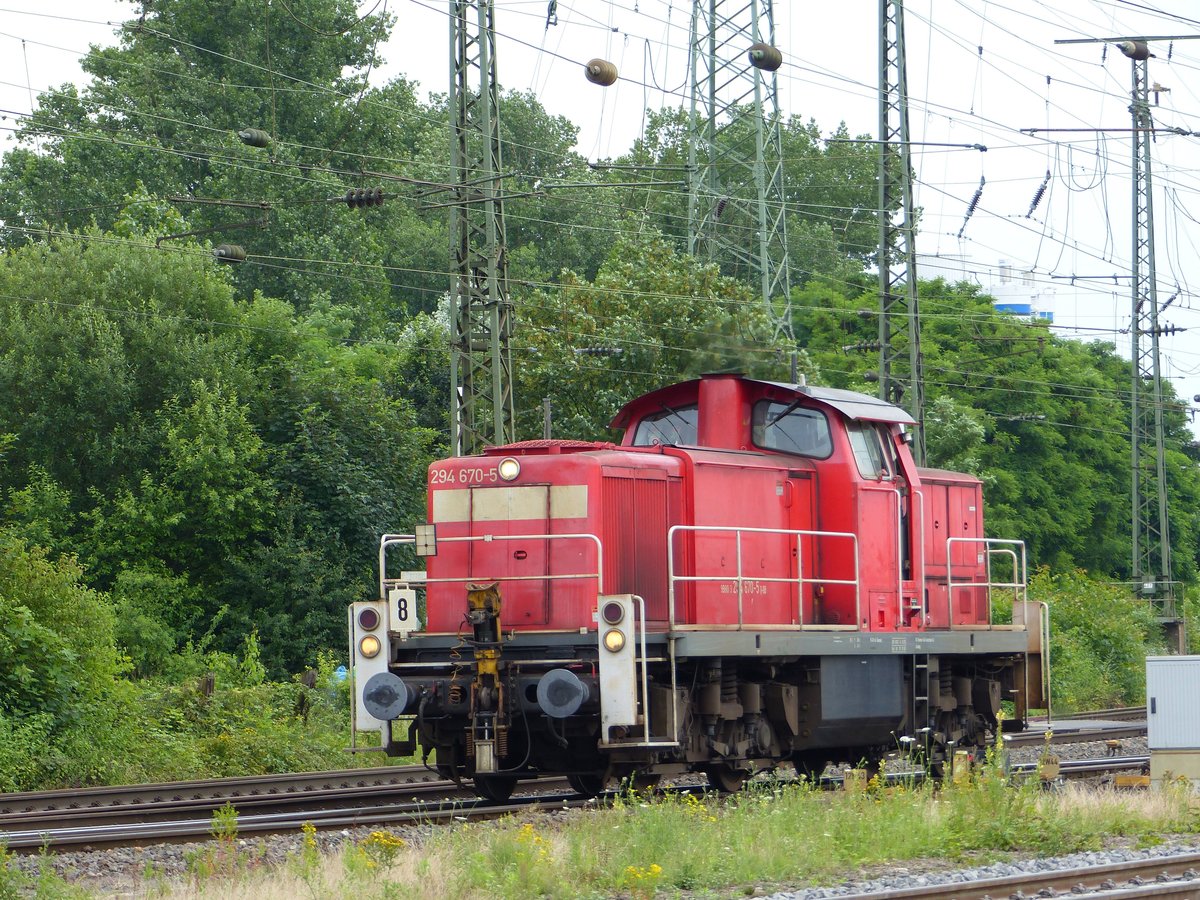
(26, 769, 1200, 899)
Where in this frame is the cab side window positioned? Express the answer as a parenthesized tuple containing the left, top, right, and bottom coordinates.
(847, 421, 898, 479)
(751, 401, 832, 458)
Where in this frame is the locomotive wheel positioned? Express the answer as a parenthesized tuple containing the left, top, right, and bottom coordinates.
(473, 774, 518, 803)
(705, 764, 749, 793)
(567, 772, 608, 798)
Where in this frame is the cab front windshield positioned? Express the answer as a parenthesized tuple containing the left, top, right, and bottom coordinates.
(632, 404, 698, 446)
(751, 400, 832, 457)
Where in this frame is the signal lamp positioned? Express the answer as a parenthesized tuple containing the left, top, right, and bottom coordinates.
(602, 629, 626, 653)
(497, 457, 521, 481)
(601, 601, 624, 626)
(358, 607, 380, 631)
(359, 635, 382, 659)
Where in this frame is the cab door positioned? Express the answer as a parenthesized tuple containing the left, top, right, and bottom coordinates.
(787, 472, 818, 624)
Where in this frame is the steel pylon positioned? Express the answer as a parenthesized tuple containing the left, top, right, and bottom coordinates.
(1128, 57, 1175, 617)
(877, 0, 926, 464)
(449, 0, 514, 455)
(687, 0, 793, 342)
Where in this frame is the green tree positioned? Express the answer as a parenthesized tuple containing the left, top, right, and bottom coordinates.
(515, 229, 809, 440)
(614, 111, 880, 282)
(791, 275, 1200, 581)
(0, 225, 435, 673)
(0, 0, 448, 330)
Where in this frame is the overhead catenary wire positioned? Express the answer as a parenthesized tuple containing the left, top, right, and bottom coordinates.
(7, 0, 1200, 412)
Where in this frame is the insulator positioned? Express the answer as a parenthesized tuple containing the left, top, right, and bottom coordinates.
(237, 128, 271, 148)
(956, 176, 985, 239)
(345, 187, 385, 209)
(1116, 40, 1152, 61)
(213, 244, 247, 263)
(715, 197, 728, 219)
(584, 58, 618, 86)
(747, 43, 783, 72)
(1026, 170, 1050, 218)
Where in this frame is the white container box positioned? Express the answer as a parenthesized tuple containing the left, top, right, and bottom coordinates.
(1147, 655, 1200, 750)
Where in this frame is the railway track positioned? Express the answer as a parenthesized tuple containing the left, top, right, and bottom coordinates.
(0, 765, 446, 818)
(1, 756, 1149, 852)
(1053, 705, 1148, 722)
(1003, 705, 1148, 747)
(0, 707, 1151, 853)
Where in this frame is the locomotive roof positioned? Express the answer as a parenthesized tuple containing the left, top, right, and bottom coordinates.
(610, 376, 916, 428)
(760, 381, 917, 425)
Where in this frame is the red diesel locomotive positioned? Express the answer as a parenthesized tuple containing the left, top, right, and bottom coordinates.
(350, 374, 1048, 799)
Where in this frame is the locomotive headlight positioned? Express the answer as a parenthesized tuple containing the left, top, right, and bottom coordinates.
(359, 635, 382, 659)
(497, 457, 521, 481)
(602, 628, 626, 653)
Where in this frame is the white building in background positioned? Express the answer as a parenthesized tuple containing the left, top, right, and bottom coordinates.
(917, 255, 1055, 323)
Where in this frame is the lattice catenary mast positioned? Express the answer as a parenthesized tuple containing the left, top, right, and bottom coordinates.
(1125, 41, 1175, 622)
(877, 0, 926, 464)
(449, 0, 514, 455)
(687, 0, 793, 342)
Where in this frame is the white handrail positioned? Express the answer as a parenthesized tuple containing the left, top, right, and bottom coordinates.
(378, 532, 604, 599)
(945, 537, 1027, 630)
(666, 524, 860, 630)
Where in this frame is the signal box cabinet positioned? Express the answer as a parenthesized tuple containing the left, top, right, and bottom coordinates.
(1147, 656, 1200, 750)
(1147, 656, 1200, 787)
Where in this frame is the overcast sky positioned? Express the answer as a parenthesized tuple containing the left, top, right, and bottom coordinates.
(2, 0, 1199, 436)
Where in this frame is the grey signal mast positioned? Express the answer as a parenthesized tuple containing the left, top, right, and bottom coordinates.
(687, 0, 793, 343)
(449, 0, 514, 456)
(1056, 34, 1184, 645)
(877, 0, 926, 465)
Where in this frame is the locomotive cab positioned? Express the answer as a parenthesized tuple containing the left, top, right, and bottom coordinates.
(352, 375, 1046, 799)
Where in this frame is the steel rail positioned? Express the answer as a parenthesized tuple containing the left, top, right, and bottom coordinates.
(1051, 705, 1148, 722)
(0, 772, 496, 831)
(1, 787, 584, 851)
(0, 765, 443, 816)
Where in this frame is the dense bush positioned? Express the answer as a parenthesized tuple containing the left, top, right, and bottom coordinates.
(1029, 569, 1165, 712)
(0, 633, 364, 792)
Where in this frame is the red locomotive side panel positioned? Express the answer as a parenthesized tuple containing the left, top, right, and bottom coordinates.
(600, 465, 677, 624)
(920, 469, 989, 627)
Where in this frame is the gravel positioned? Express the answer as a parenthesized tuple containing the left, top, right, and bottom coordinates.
(760, 841, 1200, 900)
(4, 732, 1156, 897)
